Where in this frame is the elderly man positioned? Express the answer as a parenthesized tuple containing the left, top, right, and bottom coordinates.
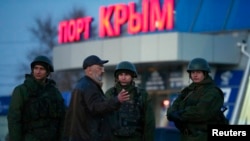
(63, 55, 130, 141)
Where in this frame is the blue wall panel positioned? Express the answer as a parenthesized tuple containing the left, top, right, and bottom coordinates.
(173, 0, 250, 32)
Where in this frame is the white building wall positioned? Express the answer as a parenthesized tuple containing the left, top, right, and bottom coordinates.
(53, 32, 242, 71)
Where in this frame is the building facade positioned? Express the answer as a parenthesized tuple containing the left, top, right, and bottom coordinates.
(53, 0, 250, 127)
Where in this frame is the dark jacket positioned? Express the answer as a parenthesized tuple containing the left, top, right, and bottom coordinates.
(63, 76, 122, 141)
(105, 83, 155, 141)
(7, 74, 66, 141)
(167, 76, 224, 141)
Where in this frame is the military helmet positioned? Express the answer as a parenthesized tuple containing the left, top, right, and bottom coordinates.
(115, 61, 138, 78)
(187, 58, 210, 73)
(30, 56, 54, 72)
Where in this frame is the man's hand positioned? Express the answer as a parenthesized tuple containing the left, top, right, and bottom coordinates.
(117, 89, 130, 103)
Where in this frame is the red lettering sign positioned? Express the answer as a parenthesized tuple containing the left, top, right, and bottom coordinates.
(114, 4, 129, 36)
(99, 5, 115, 37)
(99, 0, 174, 38)
(58, 17, 92, 44)
(150, 0, 174, 31)
(58, 0, 174, 43)
(127, 2, 142, 34)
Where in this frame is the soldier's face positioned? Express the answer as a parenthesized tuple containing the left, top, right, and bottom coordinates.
(33, 65, 48, 81)
(117, 72, 132, 86)
(190, 70, 205, 83)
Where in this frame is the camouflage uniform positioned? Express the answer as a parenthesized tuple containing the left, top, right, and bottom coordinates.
(105, 61, 155, 141)
(105, 83, 155, 141)
(167, 58, 224, 141)
(7, 56, 66, 141)
(7, 74, 66, 141)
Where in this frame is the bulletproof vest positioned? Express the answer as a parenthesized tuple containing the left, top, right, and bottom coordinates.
(22, 84, 65, 135)
(112, 87, 144, 136)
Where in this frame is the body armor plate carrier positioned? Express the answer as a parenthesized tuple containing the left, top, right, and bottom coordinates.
(22, 84, 65, 141)
(112, 87, 144, 136)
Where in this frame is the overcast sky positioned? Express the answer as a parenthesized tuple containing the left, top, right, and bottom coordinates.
(0, 0, 138, 96)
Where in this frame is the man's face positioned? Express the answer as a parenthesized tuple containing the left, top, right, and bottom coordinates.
(33, 64, 48, 81)
(190, 70, 205, 83)
(88, 64, 105, 83)
(117, 72, 133, 86)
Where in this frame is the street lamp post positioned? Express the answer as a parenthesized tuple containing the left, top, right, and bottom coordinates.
(230, 40, 250, 124)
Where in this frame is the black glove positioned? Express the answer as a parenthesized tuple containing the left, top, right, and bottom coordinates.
(167, 111, 182, 122)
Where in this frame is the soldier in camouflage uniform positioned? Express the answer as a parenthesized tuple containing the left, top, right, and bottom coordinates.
(7, 55, 66, 141)
(166, 58, 225, 141)
(105, 61, 155, 141)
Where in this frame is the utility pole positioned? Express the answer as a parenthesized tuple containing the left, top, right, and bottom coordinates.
(230, 40, 250, 124)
